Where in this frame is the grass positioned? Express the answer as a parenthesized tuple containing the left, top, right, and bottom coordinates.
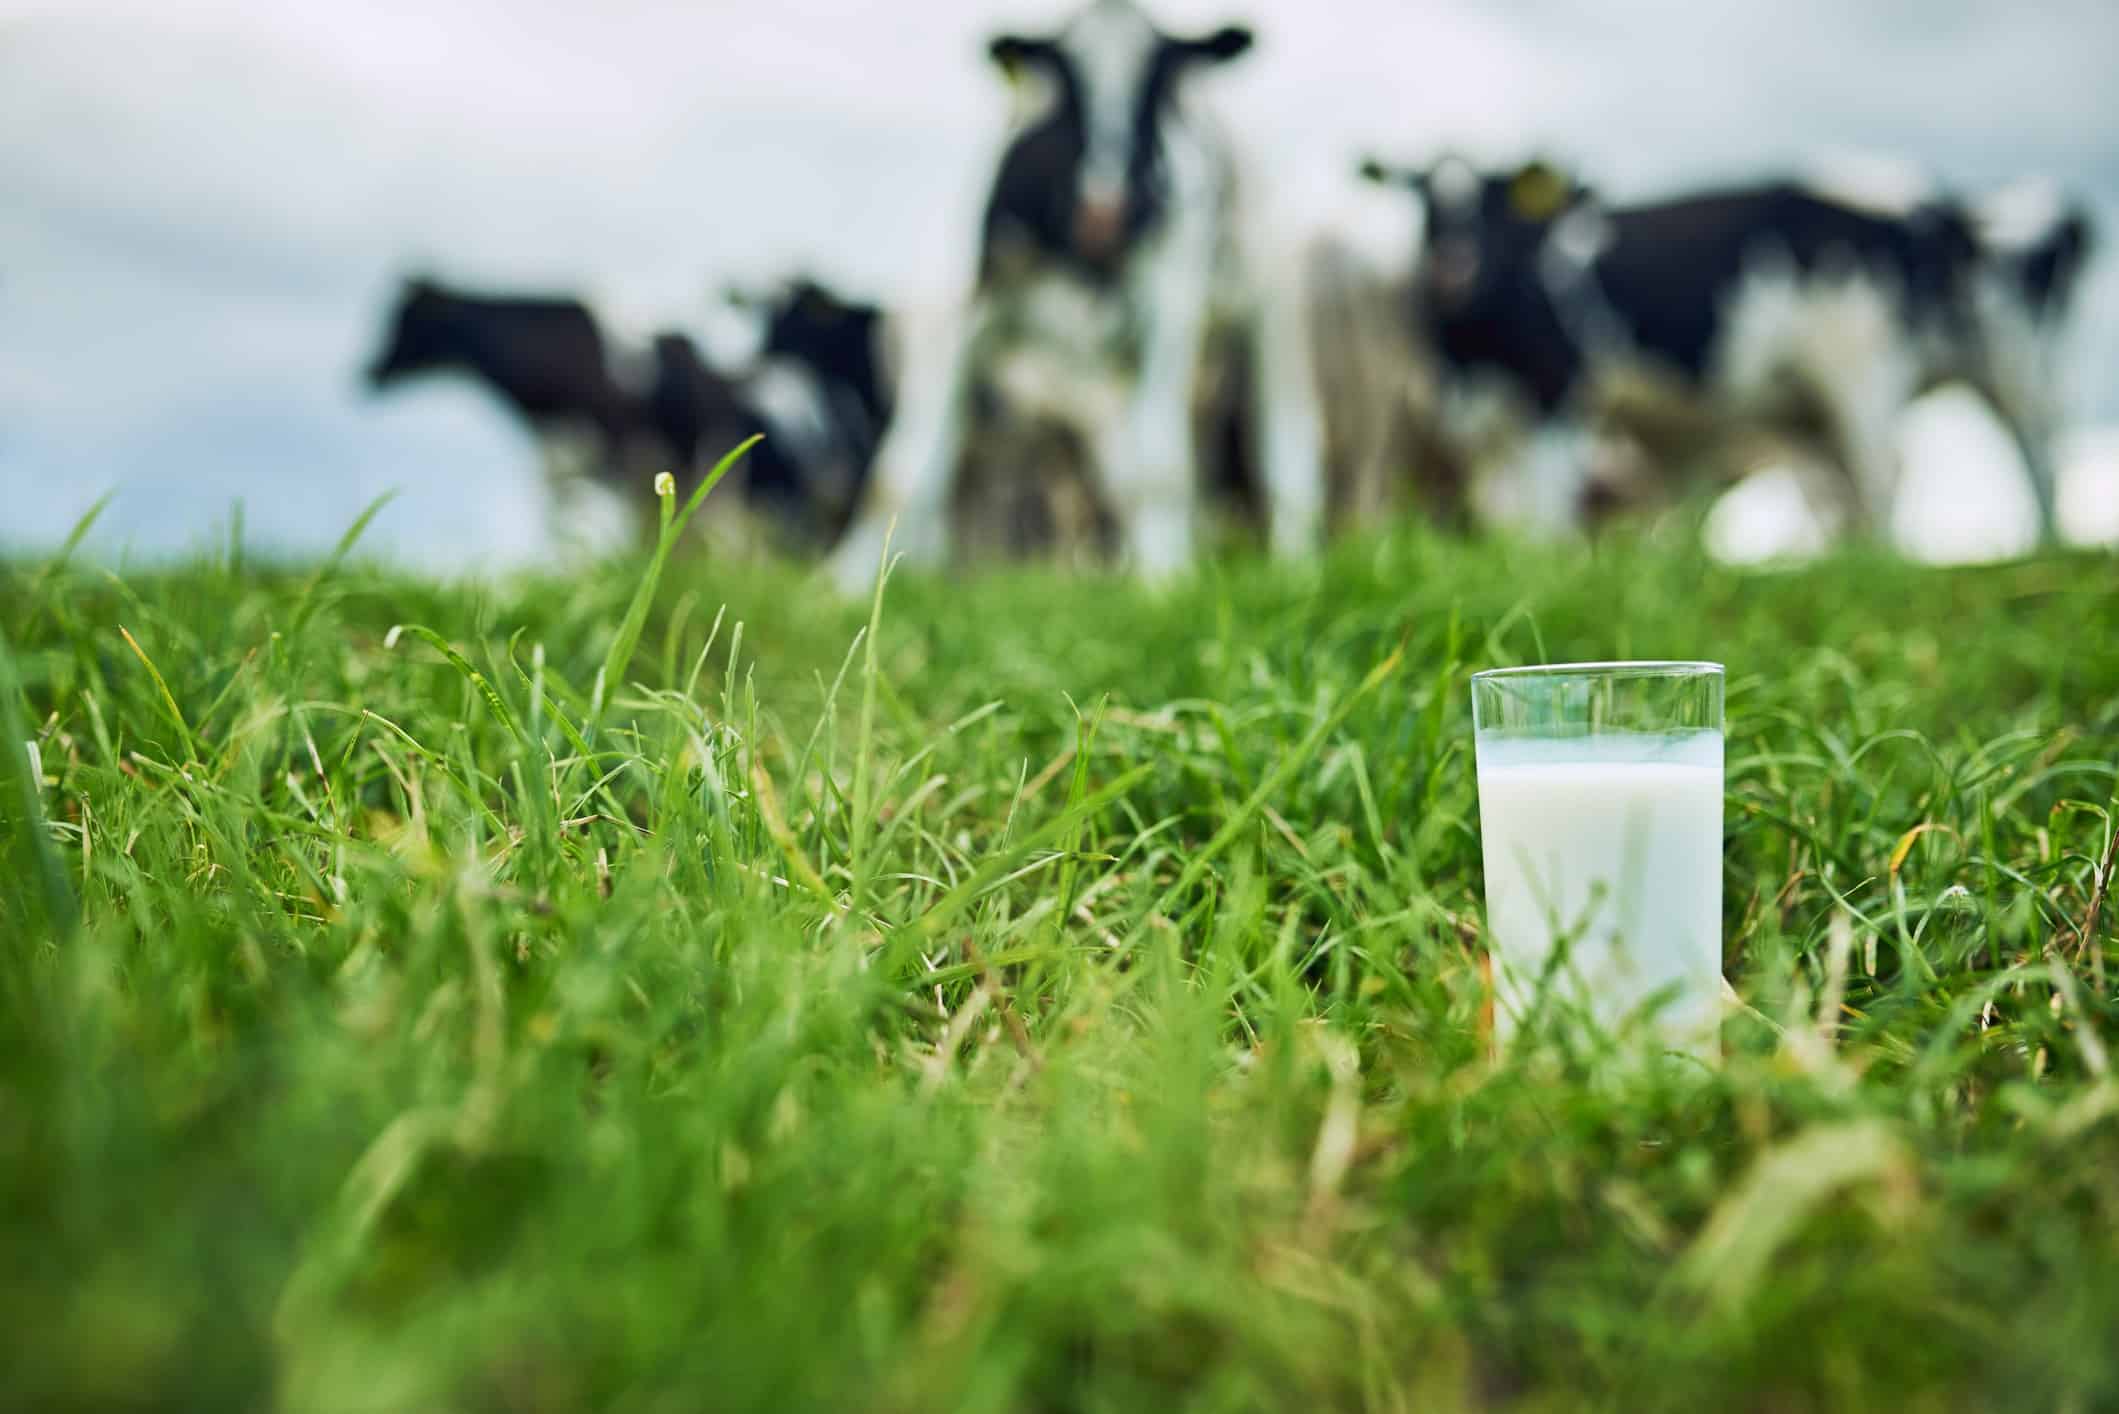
(2, 507, 2117, 1412)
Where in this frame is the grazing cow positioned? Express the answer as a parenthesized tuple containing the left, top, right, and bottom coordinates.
(365, 276, 810, 536)
(826, 0, 1324, 591)
(1358, 157, 2078, 539)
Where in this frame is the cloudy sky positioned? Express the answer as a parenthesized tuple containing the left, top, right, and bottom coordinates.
(3, 0, 2114, 568)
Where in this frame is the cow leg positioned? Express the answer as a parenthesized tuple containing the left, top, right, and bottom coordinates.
(1974, 378, 2064, 544)
(826, 303, 982, 595)
(2013, 419, 2064, 546)
(1519, 416, 1599, 536)
(1103, 243, 1219, 580)
(1811, 358, 1914, 535)
(1966, 307, 2065, 543)
(539, 425, 641, 551)
(1249, 257, 1327, 558)
(1727, 269, 1913, 534)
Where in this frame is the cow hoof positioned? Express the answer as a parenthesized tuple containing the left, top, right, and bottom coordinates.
(826, 518, 949, 597)
(1268, 517, 1324, 561)
(826, 540, 889, 597)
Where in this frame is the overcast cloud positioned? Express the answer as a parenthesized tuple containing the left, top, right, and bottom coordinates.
(2, 0, 2113, 568)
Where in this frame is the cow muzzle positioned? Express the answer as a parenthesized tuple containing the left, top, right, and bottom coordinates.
(1072, 198, 1127, 266)
(1425, 239, 1482, 304)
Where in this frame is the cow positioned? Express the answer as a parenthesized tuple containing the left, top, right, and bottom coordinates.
(1357, 156, 2086, 541)
(364, 276, 811, 538)
(725, 278, 896, 541)
(824, 0, 1324, 592)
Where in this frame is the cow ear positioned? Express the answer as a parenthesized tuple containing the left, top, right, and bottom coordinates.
(1358, 157, 1417, 190)
(988, 34, 1053, 76)
(1186, 25, 1254, 62)
(2061, 207, 2094, 259)
(1508, 161, 1575, 224)
(794, 284, 839, 322)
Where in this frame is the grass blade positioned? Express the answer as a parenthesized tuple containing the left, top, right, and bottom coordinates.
(592, 439, 757, 734)
(0, 623, 76, 940)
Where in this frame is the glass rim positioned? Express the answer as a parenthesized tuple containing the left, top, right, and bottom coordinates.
(1471, 660, 1723, 684)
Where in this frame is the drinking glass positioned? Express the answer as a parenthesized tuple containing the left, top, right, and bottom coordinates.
(1470, 661, 1725, 1060)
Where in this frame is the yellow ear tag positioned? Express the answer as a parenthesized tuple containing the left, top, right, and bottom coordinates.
(1510, 165, 1569, 223)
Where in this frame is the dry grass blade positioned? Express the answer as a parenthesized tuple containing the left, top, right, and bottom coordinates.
(1304, 1029, 1362, 1238)
(118, 625, 197, 759)
(751, 760, 837, 909)
(1674, 1121, 1915, 1313)
(2076, 814, 2117, 987)
(963, 935, 1043, 1072)
(2047, 961, 2110, 1078)
(1817, 909, 1854, 1042)
(1887, 821, 1960, 877)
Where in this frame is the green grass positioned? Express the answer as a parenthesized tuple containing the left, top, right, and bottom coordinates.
(2, 514, 2117, 1413)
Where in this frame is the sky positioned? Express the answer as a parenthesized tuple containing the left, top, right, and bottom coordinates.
(3, 0, 2115, 570)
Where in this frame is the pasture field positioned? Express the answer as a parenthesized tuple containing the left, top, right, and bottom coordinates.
(3, 503, 2118, 1412)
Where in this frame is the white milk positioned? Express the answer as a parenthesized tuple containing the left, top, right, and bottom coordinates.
(1474, 731, 1724, 1060)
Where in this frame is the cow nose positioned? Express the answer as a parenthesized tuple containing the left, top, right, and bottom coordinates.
(1427, 240, 1481, 301)
(1073, 198, 1126, 263)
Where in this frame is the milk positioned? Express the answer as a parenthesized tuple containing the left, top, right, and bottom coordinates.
(1474, 731, 1724, 1060)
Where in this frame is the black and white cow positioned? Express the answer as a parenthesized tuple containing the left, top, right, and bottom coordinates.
(1358, 157, 2085, 538)
(826, 0, 1323, 590)
(365, 276, 811, 532)
(726, 278, 896, 540)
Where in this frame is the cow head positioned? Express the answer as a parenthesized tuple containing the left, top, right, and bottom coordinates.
(2032, 208, 2095, 316)
(727, 278, 892, 425)
(987, 0, 1253, 276)
(365, 276, 453, 388)
(1362, 156, 1602, 320)
(757, 281, 883, 373)
(1974, 182, 2097, 322)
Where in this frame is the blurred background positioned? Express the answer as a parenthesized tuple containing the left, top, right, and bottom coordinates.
(4, 0, 2115, 571)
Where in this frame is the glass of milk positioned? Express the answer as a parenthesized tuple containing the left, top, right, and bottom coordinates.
(1470, 661, 1725, 1062)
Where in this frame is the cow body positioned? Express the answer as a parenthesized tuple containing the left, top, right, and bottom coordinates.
(367, 281, 631, 446)
(826, 0, 1322, 591)
(366, 277, 814, 538)
(642, 331, 811, 517)
(1364, 159, 2091, 538)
